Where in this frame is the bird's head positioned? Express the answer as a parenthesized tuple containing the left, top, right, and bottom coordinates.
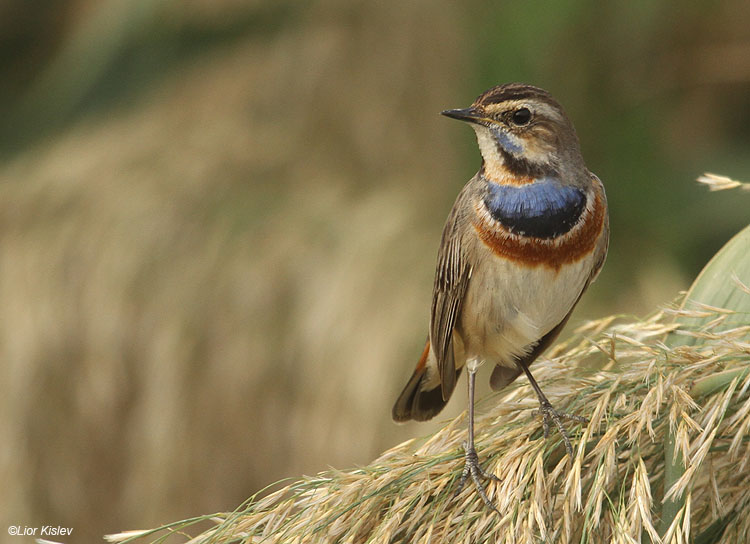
(442, 83, 584, 181)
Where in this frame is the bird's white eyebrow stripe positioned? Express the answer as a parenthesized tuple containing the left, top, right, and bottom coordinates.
(530, 101, 564, 122)
(484, 99, 564, 123)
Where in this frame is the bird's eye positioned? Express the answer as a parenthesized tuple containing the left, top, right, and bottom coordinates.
(511, 107, 531, 126)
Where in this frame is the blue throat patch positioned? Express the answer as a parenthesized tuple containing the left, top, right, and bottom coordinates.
(490, 126, 523, 154)
(483, 178, 586, 239)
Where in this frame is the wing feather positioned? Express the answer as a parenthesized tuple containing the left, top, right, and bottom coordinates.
(430, 202, 472, 401)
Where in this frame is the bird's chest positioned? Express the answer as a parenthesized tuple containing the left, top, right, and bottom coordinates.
(456, 175, 606, 365)
(470, 176, 605, 272)
(483, 179, 585, 238)
(458, 253, 593, 365)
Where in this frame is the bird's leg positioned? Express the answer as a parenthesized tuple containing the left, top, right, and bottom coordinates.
(518, 359, 588, 458)
(455, 366, 499, 512)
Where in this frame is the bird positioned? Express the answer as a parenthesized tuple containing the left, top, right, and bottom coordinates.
(391, 83, 609, 510)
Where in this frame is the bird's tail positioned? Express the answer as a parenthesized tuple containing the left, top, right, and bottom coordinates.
(392, 340, 460, 422)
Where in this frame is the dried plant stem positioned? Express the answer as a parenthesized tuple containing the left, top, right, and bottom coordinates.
(660, 428, 686, 537)
(106, 299, 750, 544)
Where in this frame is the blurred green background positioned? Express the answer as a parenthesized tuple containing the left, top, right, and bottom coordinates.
(1, 1, 748, 541)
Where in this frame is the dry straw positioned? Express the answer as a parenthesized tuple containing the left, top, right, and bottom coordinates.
(108, 176, 750, 543)
(697, 173, 750, 192)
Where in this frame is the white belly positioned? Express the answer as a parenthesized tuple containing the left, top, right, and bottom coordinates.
(457, 251, 593, 368)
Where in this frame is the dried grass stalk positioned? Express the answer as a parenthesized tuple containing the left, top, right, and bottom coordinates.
(697, 173, 750, 192)
(107, 297, 750, 543)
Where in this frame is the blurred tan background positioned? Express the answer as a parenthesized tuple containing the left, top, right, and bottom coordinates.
(1, 1, 749, 541)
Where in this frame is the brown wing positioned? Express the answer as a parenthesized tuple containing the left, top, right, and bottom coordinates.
(430, 202, 472, 401)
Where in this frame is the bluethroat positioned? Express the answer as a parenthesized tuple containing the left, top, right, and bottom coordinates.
(392, 83, 609, 510)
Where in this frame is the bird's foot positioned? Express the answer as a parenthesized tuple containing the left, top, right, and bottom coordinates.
(455, 441, 500, 513)
(532, 400, 588, 459)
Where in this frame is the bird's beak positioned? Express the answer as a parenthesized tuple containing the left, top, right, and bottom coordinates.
(440, 106, 487, 125)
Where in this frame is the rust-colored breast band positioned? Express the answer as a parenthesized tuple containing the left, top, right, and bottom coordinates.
(472, 186, 606, 271)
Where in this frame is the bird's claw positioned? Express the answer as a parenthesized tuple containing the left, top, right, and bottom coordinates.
(532, 401, 588, 458)
(455, 441, 500, 513)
